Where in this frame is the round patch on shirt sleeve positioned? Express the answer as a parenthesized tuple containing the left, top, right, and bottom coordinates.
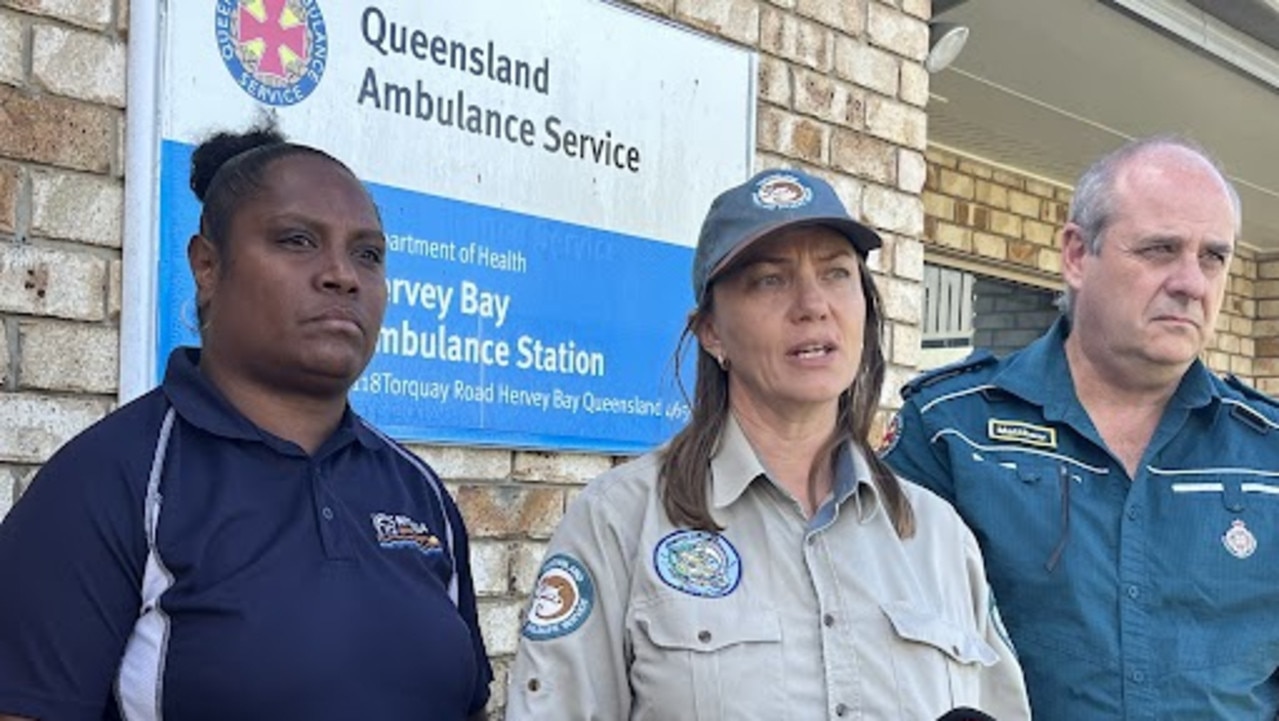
(653, 530, 742, 598)
(521, 554, 596, 641)
(876, 411, 902, 456)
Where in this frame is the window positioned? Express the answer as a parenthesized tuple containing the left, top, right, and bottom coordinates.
(921, 263, 1058, 370)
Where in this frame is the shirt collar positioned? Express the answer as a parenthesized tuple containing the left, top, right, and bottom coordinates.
(162, 347, 381, 454)
(992, 316, 1219, 417)
(710, 413, 881, 522)
(710, 413, 766, 510)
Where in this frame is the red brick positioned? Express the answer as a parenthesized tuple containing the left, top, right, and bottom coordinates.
(1256, 337, 1279, 358)
(455, 484, 565, 539)
(0, 162, 18, 233)
(831, 129, 895, 184)
(0, 85, 115, 172)
(790, 118, 827, 162)
(1007, 239, 1040, 267)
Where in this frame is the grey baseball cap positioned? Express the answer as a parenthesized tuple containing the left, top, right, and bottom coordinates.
(692, 168, 882, 302)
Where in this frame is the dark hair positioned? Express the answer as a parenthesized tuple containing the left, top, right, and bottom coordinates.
(188, 119, 375, 328)
(659, 258, 916, 537)
(190, 119, 358, 250)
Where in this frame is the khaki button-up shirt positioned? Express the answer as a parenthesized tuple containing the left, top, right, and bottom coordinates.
(507, 416, 1030, 720)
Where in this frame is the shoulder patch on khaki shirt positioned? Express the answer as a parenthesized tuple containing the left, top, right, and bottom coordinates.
(522, 554, 596, 640)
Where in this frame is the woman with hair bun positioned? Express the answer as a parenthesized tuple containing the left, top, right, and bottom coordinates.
(0, 123, 492, 721)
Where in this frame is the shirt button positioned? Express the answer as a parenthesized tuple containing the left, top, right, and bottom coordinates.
(527, 678, 541, 692)
(1131, 670, 1145, 683)
(1127, 505, 1140, 520)
(321, 506, 334, 521)
(697, 630, 712, 644)
(1126, 585, 1140, 599)
(807, 535, 817, 546)
(823, 613, 835, 627)
(835, 702, 849, 717)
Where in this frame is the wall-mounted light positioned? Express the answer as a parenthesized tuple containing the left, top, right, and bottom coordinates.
(925, 22, 971, 73)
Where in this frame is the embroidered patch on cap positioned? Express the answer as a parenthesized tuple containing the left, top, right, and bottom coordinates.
(654, 530, 742, 598)
(1222, 519, 1257, 559)
(877, 411, 903, 456)
(522, 554, 596, 640)
(752, 173, 813, 210)
(988, 419, 1057, 449)
(371, 512, 441, 556)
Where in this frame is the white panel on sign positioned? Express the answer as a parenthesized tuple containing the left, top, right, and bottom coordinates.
(125, 0, 756, 453)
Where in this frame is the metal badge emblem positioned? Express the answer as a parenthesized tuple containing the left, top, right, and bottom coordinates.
(1222, 519, 1257, 559)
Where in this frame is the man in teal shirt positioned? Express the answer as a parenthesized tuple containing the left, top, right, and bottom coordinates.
(883, 136, 1279, 719)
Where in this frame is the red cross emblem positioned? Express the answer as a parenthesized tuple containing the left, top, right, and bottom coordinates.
(238, 0, 308, 80)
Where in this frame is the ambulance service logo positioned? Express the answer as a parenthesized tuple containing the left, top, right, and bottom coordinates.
(216, 0, 328, 106)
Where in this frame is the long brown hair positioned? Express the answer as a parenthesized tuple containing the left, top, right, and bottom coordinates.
(658, 260, 916, 537)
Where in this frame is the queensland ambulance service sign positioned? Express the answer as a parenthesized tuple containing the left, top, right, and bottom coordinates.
(150, 1, 755, 452)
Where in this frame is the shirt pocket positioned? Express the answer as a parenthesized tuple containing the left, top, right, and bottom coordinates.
(1154, 469, 1279, 668)
(953, 446, 1103, 574)
(632, 597, 784, 721)
(881, 599, 997, 709)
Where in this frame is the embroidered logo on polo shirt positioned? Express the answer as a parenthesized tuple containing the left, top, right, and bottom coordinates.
(988, 419, 1057, 449)
(522, 554, 595, 640)
(371, 512, 441, 556)
(654, 530, 742, 598)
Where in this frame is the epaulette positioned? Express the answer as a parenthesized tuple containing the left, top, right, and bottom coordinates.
(1222, 375, 1279, 434)
(1224, 375, 1279, 410)
(901, 349, 998, 400)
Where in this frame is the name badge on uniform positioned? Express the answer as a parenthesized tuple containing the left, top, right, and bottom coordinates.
(988, 419, 1057, 449)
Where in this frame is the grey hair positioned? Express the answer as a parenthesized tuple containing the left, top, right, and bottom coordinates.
(1056, 135, 1242, 317)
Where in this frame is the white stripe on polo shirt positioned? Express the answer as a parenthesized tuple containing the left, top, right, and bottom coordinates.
(116, 407, 178, 721)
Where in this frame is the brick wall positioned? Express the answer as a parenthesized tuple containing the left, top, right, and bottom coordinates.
(1254, 255, 1279, 394)
(0, 0, 930, 716)
(0, 0, 126, 515)
(923, 146, 1070, 279)
(922, 146, 1260, 384)
(970, 277, 1057, 357)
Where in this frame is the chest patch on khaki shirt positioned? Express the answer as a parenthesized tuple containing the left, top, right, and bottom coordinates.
(654, 530, 742, 598)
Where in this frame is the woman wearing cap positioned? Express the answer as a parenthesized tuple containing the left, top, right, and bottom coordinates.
(0, 123, 491, 720)
(506, 169, 1029, 720)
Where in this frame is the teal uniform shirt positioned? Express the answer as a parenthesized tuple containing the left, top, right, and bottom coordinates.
(882, 318, 1279, 720)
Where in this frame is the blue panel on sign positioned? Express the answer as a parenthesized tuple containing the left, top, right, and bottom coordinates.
(156, 140, 695, 453)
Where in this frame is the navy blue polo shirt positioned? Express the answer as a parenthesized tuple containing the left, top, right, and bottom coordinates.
(0, 348, 491, 721)
(883, 318, 1279, 719)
